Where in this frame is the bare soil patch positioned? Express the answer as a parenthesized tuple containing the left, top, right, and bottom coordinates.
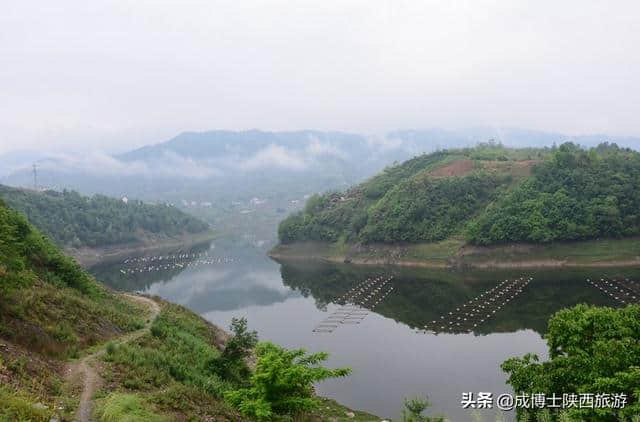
(429, 159, 475, 177)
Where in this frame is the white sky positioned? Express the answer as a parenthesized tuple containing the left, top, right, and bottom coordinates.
(1, 0, 639, 154)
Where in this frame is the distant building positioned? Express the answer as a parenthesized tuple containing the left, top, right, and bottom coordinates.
(250, 197, 266, 205)
(121, 196, 128, 204)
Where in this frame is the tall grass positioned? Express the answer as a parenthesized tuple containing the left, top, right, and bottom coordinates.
(98, 393, 166, 422)
(0, 387, 52, 422)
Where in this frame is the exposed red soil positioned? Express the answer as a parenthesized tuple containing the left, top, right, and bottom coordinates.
(429, 159, 475, 177)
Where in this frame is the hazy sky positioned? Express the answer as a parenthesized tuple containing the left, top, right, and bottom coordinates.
(2, 0, 639, 154)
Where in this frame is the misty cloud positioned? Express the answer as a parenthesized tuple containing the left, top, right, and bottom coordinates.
(34, 150, 220, 180)
(305, 138, 348, 160)
(238, 144, 307, 171)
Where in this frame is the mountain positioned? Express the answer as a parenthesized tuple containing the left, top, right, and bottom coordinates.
(1, 130, 418, 200)
(4, 128, 639, 201)
(0, 184, 210, 252)
(274, 142, 640, 266)
(4, 128, 640, 247)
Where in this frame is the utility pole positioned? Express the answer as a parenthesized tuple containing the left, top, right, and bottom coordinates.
(32, 163, 38, 190)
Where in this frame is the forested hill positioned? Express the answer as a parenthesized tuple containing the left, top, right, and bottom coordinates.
(277, 142, 640, 246)
(0, 185, 209, 249)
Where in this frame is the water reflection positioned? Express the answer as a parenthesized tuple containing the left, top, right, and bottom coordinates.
(91, 248, 640, 420)
(278, 260, 625, 336)
(91, 242, 299, 313)
(90, 241, 212, 291)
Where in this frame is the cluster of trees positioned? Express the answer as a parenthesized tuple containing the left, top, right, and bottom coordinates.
(277, 150, 474, 244)
(468, 143, 640, 244)
(361, 172, 508, 242)
(0, 186, 209, 248)
(279, 143, 640, 247)
(502, 304, 640, 421)
(278, 146, 520, 245)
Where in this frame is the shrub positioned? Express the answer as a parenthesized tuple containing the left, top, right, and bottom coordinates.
(207, 317, 257, 385)
(225, 342, 351, 420)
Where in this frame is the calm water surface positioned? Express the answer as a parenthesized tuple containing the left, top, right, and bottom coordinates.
(90, 241, 639, 421)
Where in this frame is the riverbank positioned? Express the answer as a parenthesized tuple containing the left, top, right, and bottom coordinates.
(270, 237, 640, 269)
(67, 229, 218, 267)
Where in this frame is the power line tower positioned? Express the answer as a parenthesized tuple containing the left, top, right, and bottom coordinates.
(32, 163, 38, 190)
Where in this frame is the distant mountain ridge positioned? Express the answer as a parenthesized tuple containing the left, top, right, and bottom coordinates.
(2, 127, 639, 227)
(116, 129, 370, 161)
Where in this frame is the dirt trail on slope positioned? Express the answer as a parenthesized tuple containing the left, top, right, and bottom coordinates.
(66, 294, 161, 422)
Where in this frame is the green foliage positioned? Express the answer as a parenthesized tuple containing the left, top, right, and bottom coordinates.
(98, 393, 167, 422)
(0, 185, 209, 249)
(101, 304, 249, 420)
(106, 303, 226, 395)
(401, 396, 446, 422)
(361, 171, 508, 242)
(275, 144, 546, 245)
(0, 199, 96, 295)
(280, 143, 640, 247)
(224, 342, 351, 420)
(361, 151, 452, 199)
(502, 304, 640, 421)
(0, 200, 144, 357)
(277, 147, 522, 245)
(207, 317, 258, 385)
(0, 386, 52, 422)
(468, 143, 640, 244)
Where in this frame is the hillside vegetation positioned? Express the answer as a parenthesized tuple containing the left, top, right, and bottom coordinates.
(468, 143, 640, 244)
(0, 199, 251, 420)
(0, 185, 209, 249)
(0, 199, 146, 419)
(0, 201, 375, 421)
(278, 143, 640, 250)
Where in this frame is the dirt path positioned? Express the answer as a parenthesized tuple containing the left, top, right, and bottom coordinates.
(66, 294, 161, 422)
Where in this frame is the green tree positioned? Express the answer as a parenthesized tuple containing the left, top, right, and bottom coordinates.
(401, 396, 446, 422)
(207, 317, 258, 384)
(502, 304, 640, 421)
(224, 342, 351, 420)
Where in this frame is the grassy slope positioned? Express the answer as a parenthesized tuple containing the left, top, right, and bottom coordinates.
(0, 202, 243, 421)
(97, 300, 380, 421)
(0, 200, 146, 420)
(0, 201, 379, 421)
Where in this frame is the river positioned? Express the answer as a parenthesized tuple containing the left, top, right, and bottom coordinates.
(89, 240, 639, 421)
